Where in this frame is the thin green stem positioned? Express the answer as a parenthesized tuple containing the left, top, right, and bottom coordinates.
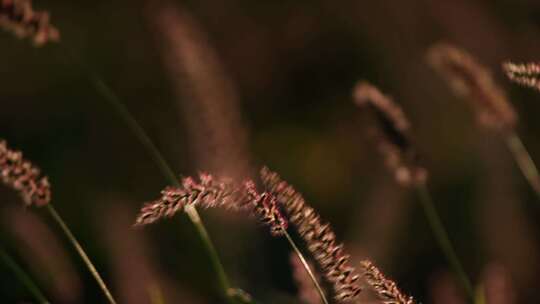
(505, 131, 540, 197)
(91, 76, 178, 184)
(184, 204, 233, 304)
(45, 204, 117, 304)
(0, 246, 49, 304)
(55, 45, 236, 303)
(416, 183, 474, 300)
(283, 230, 329, 304)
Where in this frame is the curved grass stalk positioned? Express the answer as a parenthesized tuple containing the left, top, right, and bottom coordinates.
(0, 246, 50, 304)
(283, 230, 329, 304)
(505, 131, 540, 197)
(55, 45, 241, 304)
(45, 204, 117, 304)
(416, 183, 474, 300)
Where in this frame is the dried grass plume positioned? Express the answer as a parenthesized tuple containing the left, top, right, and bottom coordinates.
(0, 0, 60, 46)
(353, 81, 426, 186)
(261, 167, 361, 302)
(149, 2, 252, 180)
(427, 43, 517, 132)
(0, 139, 51, 206)
(360, 260, 415, 304)
(502, 62, 540, 92)
(135, 173, 287, 236)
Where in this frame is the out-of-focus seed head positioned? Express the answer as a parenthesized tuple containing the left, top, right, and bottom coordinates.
(0, 0, 60, 46)
(427, 43, 517, 132)
(353, 81, 427, 186)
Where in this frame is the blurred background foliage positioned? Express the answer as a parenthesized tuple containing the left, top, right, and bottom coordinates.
(1, 0, 540, 303)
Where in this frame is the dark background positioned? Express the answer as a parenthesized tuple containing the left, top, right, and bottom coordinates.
(1, 0, 540, 303)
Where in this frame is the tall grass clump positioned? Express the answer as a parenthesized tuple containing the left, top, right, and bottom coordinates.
(0, 1, 248, 302)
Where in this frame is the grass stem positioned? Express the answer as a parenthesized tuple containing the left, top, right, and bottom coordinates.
(416, 183, 474, 300)
(283, 229, 329, 304)
(0, 246, 49, 304)
(56, 45, 238, 303)
(505, 132, 540, 197)
(45, 204, 117, 304)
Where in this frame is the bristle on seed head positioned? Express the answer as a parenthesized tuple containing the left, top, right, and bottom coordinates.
(0, 139, 51, 206)
(242, 180, 288, 236)
(261, 167, 361, 302)
(502, 62, 540, 92)
(135, 173, 287, 236)
(353, 81, 427, 186)
(360, 260, 415, 304)
(427, 43, 517, 131)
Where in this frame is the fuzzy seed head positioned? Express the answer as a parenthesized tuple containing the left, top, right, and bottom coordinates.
(0, 0, 59, 46)
(135, 173, 288, 236)
(242, 180, 288, 236)
(135, 173, 240, 226)
(0, 139, 51, 206)
(353, 81, 427, 186)
(261, 167, 361, 302)
(427, 43, 517, 131)
(502, 62, 540, 92)
(360, 260, 415, 304)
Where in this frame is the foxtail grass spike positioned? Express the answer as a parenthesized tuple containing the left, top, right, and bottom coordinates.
(261, 167, 361, 302)
(0, 139, 117, 303)
(0, 0, 59, 46)
(503, 62, 540, 92)
(353, 81, 427, 186)
(360, 260, 415, 304)
(3, 2, 239, 302)
(427, 43, 517, 131)
(352, 82, 473, 299)
(0, 139, 51, 206)
(149, 2, 252, 180)
(135, 173, 288, 237)
(427, 44, 540, 199)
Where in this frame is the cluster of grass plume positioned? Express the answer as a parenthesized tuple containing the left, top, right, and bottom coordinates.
(2, 2, 540, 304)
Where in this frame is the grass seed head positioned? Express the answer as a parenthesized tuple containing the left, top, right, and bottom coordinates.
(0, 0, 59, 46)
(360, 260, 415, 304)
(261, 167, 362, 302)
(353, 81, 427, 186)
(427, 43, 517, 132)
(0, 139, 51, 206)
